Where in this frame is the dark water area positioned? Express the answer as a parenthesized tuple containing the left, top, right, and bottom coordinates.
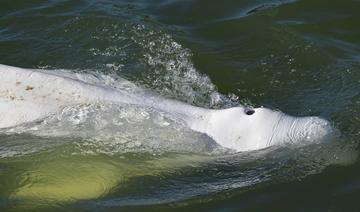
(0, 0, 359, 211)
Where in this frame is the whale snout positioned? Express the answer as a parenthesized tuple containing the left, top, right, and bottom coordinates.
(226, 108, 338, 150)
(289, 116, 337, 144)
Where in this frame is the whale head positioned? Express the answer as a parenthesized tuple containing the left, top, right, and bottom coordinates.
(203, 107, 335, 151)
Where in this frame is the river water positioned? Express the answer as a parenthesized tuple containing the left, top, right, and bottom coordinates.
(0, 0, 359, 211)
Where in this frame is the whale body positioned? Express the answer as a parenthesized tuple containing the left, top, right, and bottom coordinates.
(0, 64, 334, 151)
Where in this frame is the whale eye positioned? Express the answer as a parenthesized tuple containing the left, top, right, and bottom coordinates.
(245, 108, 255, 115)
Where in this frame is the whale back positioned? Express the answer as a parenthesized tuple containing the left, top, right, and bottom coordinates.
(0, 98, 58, 128)
(0, 65, 199, 128)
(0, 65, 118, 128)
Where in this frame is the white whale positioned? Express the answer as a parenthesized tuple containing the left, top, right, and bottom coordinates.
(0, 64, 334, 151)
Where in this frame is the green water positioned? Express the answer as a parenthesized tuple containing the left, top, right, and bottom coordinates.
(0, 0, 359, 211)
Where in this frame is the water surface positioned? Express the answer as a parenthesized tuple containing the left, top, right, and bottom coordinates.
(0, 0, 359, 211)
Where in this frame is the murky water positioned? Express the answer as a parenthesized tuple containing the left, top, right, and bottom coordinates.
(0, 0, 359, 211)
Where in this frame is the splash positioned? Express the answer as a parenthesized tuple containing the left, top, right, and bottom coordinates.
(84, 22, 232, 108)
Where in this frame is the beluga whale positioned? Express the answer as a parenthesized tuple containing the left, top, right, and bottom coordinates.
(0, 64, 334, 152)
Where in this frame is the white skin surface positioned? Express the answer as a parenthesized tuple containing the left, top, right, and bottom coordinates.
(0, 64, 333, 152)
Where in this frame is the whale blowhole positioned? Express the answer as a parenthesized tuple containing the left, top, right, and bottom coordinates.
(245, 108, 255, 115)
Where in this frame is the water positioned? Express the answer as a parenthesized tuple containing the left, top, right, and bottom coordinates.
(0, 0, 359, 211)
